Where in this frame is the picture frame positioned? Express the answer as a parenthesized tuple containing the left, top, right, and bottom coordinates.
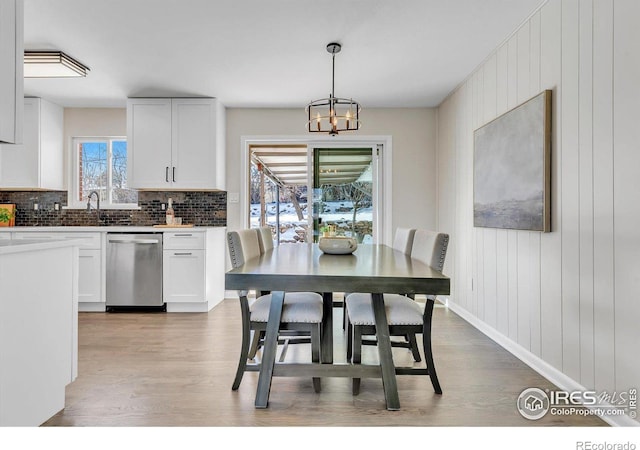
(473, 90, 552, 232)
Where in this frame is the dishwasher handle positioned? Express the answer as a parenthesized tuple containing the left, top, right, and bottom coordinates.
(108, 238, 161, 245)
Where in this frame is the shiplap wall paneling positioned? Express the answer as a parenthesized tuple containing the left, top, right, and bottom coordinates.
(494, 44, 510, 338)
(436, 0, 639, 410)
(464, 82, 474, 314)
(578, 0, 595, 392)
(560, 0, 581, 382)
(436, 95, 456, 286)
(529, 10, 543, 359)
(438, 93, 458, 302)
(516, 22, 532, 351)
(613, 0, 640, 394)
(538, 0, 563, 372)
(454, 87, 465, 312)
(481, 53, 498, 330)
(591, 0, 614, 394)
(506, 36, 519, 343)
(464, 81, 474, 316)
(472, 69, 484, 321)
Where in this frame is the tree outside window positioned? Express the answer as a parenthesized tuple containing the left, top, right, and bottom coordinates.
(75, 138, 137, 206)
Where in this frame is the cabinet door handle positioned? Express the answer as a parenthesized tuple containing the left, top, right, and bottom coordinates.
(165, 166, 169, 182)
(109, 238, 160, 244)
(173, 252, 193, 256)
(172, 166, 176, 182)
(174, 234, 193, 237)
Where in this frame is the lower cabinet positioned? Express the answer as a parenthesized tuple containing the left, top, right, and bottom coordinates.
(77, 249, 102, 303)
(4, 227, 226, 312)
(162, 229, 226, 312)
(11, 231, 103, 305)
(163, 249, 205, 302)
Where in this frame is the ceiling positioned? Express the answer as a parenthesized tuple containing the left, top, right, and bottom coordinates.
(252, 147, 309, 186)
(23, 0, 545, 109)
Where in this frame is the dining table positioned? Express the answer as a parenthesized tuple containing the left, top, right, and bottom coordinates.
(224, 242, 450, 410)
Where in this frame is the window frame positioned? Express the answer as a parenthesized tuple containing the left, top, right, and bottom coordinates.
(68, 136, 139, 210)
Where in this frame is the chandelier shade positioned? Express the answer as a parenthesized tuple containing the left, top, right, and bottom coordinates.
(306, 43, 361, 135)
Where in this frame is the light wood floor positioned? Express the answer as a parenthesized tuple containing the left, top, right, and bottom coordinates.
(44, 299, 606, 427)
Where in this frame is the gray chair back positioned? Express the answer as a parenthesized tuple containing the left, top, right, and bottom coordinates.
(411, 229, 449, 272)
(227, 229, 261, 268)
(256, 226, 274, 254)
(227, 229, 262, 297)
(392, 227, 416, 254)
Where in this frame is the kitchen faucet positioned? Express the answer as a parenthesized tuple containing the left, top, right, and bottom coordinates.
(87, 191, 101, 223)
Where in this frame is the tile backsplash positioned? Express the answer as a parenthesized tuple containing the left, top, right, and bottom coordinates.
(0, 190, 226, 227)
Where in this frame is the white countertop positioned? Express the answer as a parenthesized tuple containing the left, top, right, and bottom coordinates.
(0, 226, 221, 233)
(0, 238, 86, 255)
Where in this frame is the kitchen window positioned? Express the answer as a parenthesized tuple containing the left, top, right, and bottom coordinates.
(71, 137, 138, 208)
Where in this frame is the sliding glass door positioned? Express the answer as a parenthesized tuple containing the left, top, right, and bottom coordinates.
(309, 146, 380, 243)
(247, 142, 384, 245)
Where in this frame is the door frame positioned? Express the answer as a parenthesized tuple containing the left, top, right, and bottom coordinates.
(240, 135, 393, 245)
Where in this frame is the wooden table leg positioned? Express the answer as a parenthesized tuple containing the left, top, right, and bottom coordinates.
(255, 290, 284, 408)
(371, 293, 400, 410)
(321, 292, 333, 364)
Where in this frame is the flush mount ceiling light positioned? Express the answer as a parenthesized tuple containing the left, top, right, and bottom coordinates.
(306, 42, 361, 135)
(24, 51, 90, 78)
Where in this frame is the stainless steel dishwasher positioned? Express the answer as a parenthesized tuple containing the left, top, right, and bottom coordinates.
(106, 233, 164, 311)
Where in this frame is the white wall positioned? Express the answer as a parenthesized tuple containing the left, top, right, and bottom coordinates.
(225, 107, 438, 236)
(63, 108, 126, 189)
(436, 0, 640, 411)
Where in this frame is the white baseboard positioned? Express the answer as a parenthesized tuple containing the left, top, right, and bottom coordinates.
(78, 302, 106, 312)
(445, 300, 639, 427)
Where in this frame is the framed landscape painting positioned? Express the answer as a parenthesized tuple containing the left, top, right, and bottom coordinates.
(473, 90, 551, 232)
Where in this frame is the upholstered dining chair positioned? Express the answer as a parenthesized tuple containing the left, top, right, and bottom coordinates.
(344, 229, 449, 395)
(227, 229, 324, 392)
(250, 225, 307, 359)
(254, 225, 275, 300)
(256, 226, 274, 254)
(392, 227, 416, 254)
(341, 227, 416, 330)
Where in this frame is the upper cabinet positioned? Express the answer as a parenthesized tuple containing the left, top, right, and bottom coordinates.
(0, 97, 64, 190)
(0, 0, 24, 144)
(127, 98, 225, 190)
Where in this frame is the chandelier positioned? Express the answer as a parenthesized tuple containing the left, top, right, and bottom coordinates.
(306, 43, 361, 135)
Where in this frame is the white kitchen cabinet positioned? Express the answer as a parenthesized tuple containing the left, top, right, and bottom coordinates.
(127, 97, 225, 190)
(3, 227, 225, 312)
(12, 231, 103, 303)
(126, 98, 172, 189)
(77, 249, 102, 303)
(0, 240, 77, 426)
(163, 231, 205, 250)
(0, 98, 64, 189)
(163, 229, 226, 311)
(163, 249, 206, 303)
(0, 0, 23, 144)
(163, 231, 205, 303)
